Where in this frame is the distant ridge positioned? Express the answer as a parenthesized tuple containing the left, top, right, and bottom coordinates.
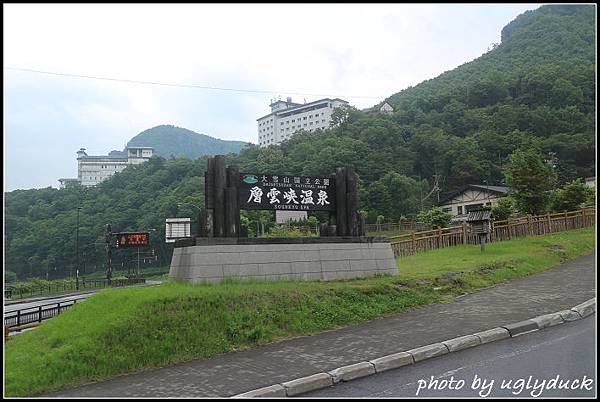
(124, 125, 250, 159)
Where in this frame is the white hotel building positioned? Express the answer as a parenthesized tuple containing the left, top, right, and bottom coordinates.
(257, 97, 349, 147)
(58, 146, 154, 188)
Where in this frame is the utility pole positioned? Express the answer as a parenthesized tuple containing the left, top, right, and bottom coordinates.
(76, 206, 81, 290)
(421, 174, 442, 209)
(106, 224, 113, 284)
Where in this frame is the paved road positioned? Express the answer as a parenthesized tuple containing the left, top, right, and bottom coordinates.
(4, 280, 162, 314)
(4, 294, 93, 314)
(303, 315, 596, 398)
(43, 252, 595, 397)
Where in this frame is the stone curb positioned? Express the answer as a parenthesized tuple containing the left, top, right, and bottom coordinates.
(501, 319, 539, 337)
(572, 297, 596, 318)
(281, 373, 333, 397)
(328, 362, 376, 384)
(230, 298, 596, 398)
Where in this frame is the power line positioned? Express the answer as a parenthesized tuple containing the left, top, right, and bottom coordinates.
(5, 67, 385, 100)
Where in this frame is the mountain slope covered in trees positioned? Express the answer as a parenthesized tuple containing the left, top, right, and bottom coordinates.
(5, 5, 596, 280)
(125, 125, 250, 159)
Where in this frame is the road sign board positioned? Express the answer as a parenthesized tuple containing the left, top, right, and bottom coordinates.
(114, 232, 150, 248)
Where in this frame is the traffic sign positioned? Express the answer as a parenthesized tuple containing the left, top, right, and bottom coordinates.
(114, 232, 150, 248)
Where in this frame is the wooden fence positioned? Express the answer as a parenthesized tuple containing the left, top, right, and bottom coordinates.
(365, 221, 428, 233)
(389, 208, 596, 257)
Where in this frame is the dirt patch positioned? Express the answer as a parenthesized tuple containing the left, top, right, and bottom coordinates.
(547, 244, 568, 261)
(475, 261, 509, 274)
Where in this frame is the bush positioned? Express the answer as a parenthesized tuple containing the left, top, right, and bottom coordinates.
(550, 179, 595, 212)
(416, 207, 452, 229)
(265, 225, 317, 238)
(492, 197, 516, 221)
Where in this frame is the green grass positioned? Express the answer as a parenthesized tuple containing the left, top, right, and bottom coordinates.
(4, 228, 595, 397)
(82, 265, 170, 280)
(398, 228, 595, 280)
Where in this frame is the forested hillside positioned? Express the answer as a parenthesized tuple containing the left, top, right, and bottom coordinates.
(5, 5, 595, 280)
(5, 157, 209, 281)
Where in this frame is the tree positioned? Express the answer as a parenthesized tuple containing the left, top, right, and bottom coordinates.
(549, 179, 595, 212)
(503, 148, 557, 215)
(491, 196, 516, 220)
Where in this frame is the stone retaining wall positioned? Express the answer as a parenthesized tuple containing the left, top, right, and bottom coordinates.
(169, 242, 398, 283)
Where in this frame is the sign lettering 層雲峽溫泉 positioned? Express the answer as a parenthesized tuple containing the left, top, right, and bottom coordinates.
(239, 173, 335, 211)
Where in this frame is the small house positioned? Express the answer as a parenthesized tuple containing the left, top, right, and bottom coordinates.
(438, 184, 508, 221)
(379, 102, 394, 114)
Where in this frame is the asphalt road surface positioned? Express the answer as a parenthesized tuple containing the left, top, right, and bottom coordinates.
(4, 280, 162, 314)
(302, 315, 596, 398)
(4, 293, 93, 314)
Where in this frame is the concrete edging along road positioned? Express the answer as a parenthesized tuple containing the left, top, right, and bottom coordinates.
(231, 297, 596, 398)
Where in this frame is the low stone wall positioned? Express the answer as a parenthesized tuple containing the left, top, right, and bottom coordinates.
(169, 241, 398, 284)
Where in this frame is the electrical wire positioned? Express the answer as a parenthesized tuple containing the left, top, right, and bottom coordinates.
(5, 67, 385, 100)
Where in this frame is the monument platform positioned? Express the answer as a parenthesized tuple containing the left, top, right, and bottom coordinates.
(169, 237, 398, 284)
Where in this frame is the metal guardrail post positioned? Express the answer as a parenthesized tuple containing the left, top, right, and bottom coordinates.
(39, 306, 43, 323)
(17, 310, 21, 327)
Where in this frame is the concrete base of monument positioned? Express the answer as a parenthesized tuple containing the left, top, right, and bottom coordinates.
(169, 237, 398, 284)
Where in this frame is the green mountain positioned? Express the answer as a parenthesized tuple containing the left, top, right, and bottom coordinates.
(125, 125, 250, 159)
(5, 5, 596, 281)
(386, 5, 595, 114)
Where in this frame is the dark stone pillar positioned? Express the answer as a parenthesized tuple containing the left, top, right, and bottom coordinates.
(198, 208, 208, 237)
(346, 166, 357, 237)
(226, 165, 240, 237)
(335, 167, 347, 236)
(213, 155, 226, 237)
(205, 157, 215, 237)
(358, 214, 365, 237)
(225, 187, 238, 237)
(319, 223, 329, 237)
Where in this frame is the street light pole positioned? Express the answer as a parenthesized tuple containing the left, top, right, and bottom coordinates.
(177, 202, 203, 237)
(76, 206, 81, 290)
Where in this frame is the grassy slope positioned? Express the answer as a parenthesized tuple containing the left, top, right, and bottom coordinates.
(5, 228, 595, 396)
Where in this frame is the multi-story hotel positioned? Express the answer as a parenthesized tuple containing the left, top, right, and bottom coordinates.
(257, 97, 349, 147)
(58, 146, 154, 188)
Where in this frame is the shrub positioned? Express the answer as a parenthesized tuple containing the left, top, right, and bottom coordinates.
(416, 207, 452, 229)
(550, 179, 595, 212)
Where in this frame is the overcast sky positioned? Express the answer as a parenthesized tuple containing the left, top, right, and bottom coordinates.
(4, 3, 540, 191)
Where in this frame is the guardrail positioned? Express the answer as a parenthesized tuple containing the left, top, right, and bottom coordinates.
(4, 300, 78, 330)
(389, 208, 595, 257)
(4, 277, 146, 300)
